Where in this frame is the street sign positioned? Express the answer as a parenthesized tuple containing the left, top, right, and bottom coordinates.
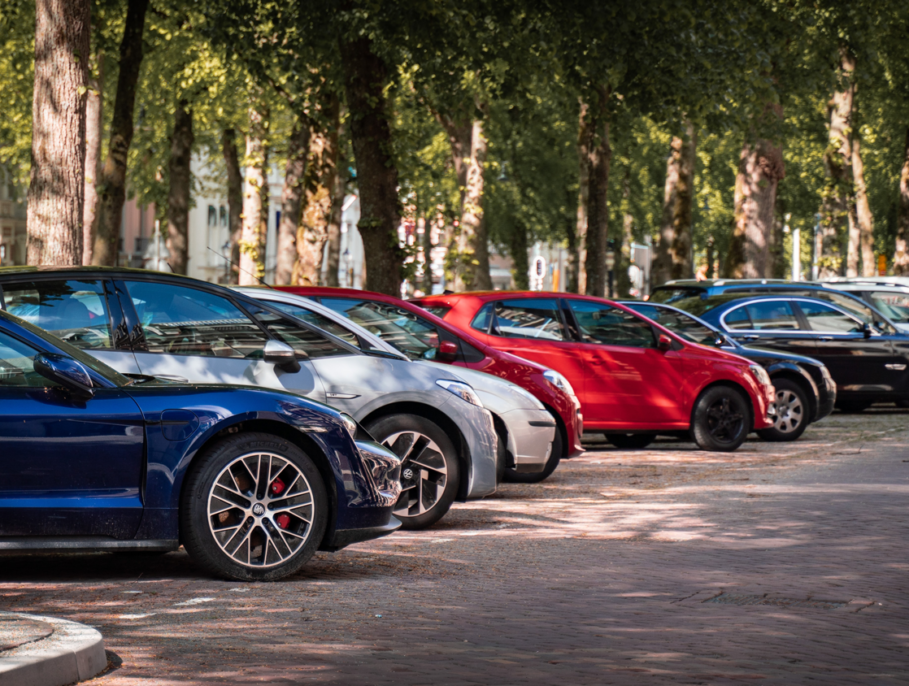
(605, 250, 616, 270)
(879, 254, 887, 276)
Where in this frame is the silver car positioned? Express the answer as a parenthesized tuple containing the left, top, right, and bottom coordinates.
(236, 288, 558, 480)
(0, 270, 498, 530)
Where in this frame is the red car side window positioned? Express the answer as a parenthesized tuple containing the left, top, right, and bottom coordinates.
(492, 299, 567, 341)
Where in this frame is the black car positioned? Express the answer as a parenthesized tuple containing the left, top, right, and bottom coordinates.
(622, 301, 835, 441)
(666, 293, 909, 412)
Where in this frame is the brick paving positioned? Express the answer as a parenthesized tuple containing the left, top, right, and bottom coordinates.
(1, 409, 908, 685)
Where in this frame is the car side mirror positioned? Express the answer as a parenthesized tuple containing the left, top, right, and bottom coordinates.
(263, 340, 301, 373)
(33, 353, 94, 398)
(714, 335, 729, 348)
(657, 334, 673, 352)
(860, 322, 873, 338)
(437, 340, 458, 362)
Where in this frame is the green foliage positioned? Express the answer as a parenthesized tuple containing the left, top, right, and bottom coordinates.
(0, 0, 34, 187)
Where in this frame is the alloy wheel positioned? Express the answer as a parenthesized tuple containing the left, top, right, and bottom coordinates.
(207, 452, 314, 568)
(772, 389, 804, 434)
(706, 397, 745, 443)
(382, 431, 448, 519)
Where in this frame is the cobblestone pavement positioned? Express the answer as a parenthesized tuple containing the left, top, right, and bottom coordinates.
(1, 409, 908, 685)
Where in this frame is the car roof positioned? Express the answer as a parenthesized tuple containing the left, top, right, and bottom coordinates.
(657, 279, 793, 288)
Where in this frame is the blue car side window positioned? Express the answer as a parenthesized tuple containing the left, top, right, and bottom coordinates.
(0, 332, 54, 388)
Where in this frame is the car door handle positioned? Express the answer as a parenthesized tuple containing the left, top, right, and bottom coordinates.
(742, 335, 760, 340)
(818, 336, 834, 341)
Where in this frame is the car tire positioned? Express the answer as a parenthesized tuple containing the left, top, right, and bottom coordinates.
(180, 432, 328, 582)
(365, 414, 459, 530)
(504, 427, 562, 484)
(756, 378, 809, 442)
(836, 400, 872, 413)
(691, 385, 751, 452)
(606, 433, 656, 450)
(494, 425, 508, 484)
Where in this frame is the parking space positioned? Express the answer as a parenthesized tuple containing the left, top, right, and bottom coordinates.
(2, 409, 907, 685)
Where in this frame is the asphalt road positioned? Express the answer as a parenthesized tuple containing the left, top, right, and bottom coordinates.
(1, 409, 907, 685)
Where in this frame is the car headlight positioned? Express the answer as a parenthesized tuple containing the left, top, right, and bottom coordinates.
(339, 412, 358, 438)
(543, 370, 576, 398)
(436, 379, 483, 408)
(749, 365, 773, 390)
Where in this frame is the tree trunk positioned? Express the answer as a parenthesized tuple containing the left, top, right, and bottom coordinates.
(575, 100, 590, 294)
(325, 163, 347, 288)
(82, 45, 102, 266)
(818, 48, 855, 278)
(732, 136, 784, 278)
(26, 0, 90, 266)
(293, 115, 339, 286)
(454, 119, 490, 290)
(164, 102, 193, 275)
(221, 128, 243, 283)
(421, 214, 434, 294)
(93, 0, 149, 266)
(852, 134, 876, 277)
(509, 221, 529, 290)
(893, 127, 909, 275)
(617, 166, 634, 297)
(582, 90, 611, 297)
(275, 118, 310, 285)
(654, 120, 696, 284)
(239, 104, 269, 286)
(564, 183, 578, 294)
(338, 33, 402, 296)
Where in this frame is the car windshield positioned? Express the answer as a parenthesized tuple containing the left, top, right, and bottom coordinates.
(627, 304, 723, 346)
(649, 287, 706, 304)
(0, 310, 130, 387)
(320, 298, 440, 360)
(865, 292, 909, 324)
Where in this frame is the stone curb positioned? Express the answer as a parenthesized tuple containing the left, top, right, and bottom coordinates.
(0, 613, 106, 686)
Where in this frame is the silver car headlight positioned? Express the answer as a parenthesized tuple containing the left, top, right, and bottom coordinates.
(339, 412, 359, 438)
(543, 370, 576, 398)
(436, 379, 484, 408)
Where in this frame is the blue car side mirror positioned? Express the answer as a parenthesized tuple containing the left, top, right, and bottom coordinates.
(33, 353, 95, 398)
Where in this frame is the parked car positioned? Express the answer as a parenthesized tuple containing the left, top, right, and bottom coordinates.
(0, 308, 401, 581)
(819, 282, 909, 333)
(412, 291, 776, 452)
(234, 287, 557, 484)
(665, 293, 909, 412)
(0, 267, 498, 530)
(267, 286, 584, 480)
(621, 300, 835, 441)
(650, 278, 901, 336)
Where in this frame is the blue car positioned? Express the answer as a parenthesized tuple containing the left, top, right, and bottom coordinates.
(0, 309, 401, 581)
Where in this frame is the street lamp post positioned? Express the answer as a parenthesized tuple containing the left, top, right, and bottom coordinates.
(342, 248, 352, 287)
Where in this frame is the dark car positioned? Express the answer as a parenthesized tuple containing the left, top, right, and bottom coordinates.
(622, 301, 835, 440)
(650, 279, 901, 336)
(0, 308, 401, 581)
(667, 293, 909, 412)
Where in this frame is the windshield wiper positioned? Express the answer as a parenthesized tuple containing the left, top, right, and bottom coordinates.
(123, 373, 157, 384)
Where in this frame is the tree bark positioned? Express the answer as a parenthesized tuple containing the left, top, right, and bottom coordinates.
(239, 104, 269, 286)
(26, 0, 90, 266)
(325, 163, 347, 288)
(654, 121, 697, 284)
(221, 128, 243, 283)
(731, 136, 784, 278)
(573, 100, 589, 294)
(93, 0, 149, 266)
(893, 127, 909, 275)
(338, 33, 402, 296)
(617, 166, 634, 297)
(164, 102, 193, 275)
(293, 114, 340, 287)
(852, 134, 876, 277)
(421, 214, 434, 294)
(564, 183, 578, 294)
(582, 90, 611, 298)
(82, 45, 102, 266)
(818, 48, 855, 278)
(509, 221, 530, 290)
(275, 118, 310, 285)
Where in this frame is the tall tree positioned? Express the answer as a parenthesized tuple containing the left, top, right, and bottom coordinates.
(221, 127, 243, 282)
(654, 121, 697, 283)
(82, 39, 102, 266)
(581, 89, 611, 297)
(93, 0, 150, 266)
(164, 101, 194, 274)
(338, 32, 402, 295)
(894, 128, 909, 275)
(238, 102, 269, 285)
(851, 133, 875, 276)
(276, 118, 310, 285)
(26, 0, 90, 265)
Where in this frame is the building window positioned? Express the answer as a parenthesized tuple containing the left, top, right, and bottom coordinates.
(219, 206, 228, 226)
(207, 205, 217, 227)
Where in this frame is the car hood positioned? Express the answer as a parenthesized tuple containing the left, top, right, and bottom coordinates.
(416, 361, 545, 412)
(722, 345, 824, 368)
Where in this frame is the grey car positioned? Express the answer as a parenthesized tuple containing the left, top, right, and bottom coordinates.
(235, 288, 558, 481)
(0, 268, 498, 530)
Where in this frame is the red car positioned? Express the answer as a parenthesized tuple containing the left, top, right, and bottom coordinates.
(411, 292, 776, 452)
(275, 287, 584, 480)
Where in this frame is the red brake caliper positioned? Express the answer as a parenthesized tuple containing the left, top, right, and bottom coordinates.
(270, 478, 289, 529)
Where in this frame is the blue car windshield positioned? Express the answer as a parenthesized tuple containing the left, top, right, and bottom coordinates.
(0, 310, 130, 387)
